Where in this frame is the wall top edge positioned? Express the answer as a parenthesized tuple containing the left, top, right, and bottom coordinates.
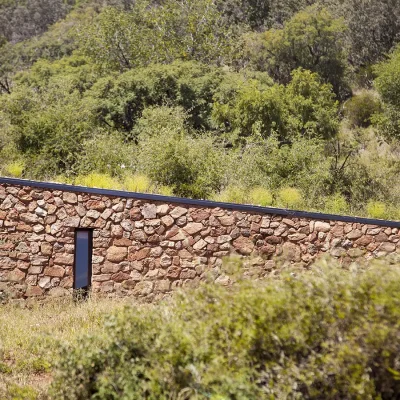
(0, 176, 399, 228)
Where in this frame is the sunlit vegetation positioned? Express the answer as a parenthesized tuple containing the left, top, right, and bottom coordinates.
(1, 0, 400, 220)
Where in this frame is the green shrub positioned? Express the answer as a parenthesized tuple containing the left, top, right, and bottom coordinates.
(4, 384, 38, 400)
(277, 187, 303, 208)
(324, 193, 349, 215)
(213, 185, 248, 203)
(4, 161, 24, 178)
(366, 200, 387, 219)
(51, 259, 400, 399)
(123, 174, 152, 193)
(345, 91, 381, 127)
(248, 186, 273, 206)
(74, 173, 122, 190)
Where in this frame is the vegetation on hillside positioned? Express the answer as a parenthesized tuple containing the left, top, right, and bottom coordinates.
(1, 0, 400, 218)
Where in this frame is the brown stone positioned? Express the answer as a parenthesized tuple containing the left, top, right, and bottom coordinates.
(265, 236, 282, 245)
(16, 224, 33, 232)
(379, 242, 396, 252)
(44, 266, 65, 278)
(63, 192, 78, 204)
(282, 218, 296, 227)
(193, 239, 207, 250)
(167, 266, 181, 279)
(129, 207, 142, 220)
(7, 269, 26, 282)
(113, 238, 132, 247)
(48, 287, 69, 297)
(282, 242, 301, 262)
(259, 244, 275, 255)
(375, 233, 389, 242)
(86, 200, 106, 211)
(170, 231, 187, 241)
(54, 254, 74, 265)
(183, 222, 204, 235)
(347, 229, 363, 239)
(155, 280, 171, 293)
(131, 247, 150, 261)
(41, 243, 53, 256)
(142, 204, 157, 219)
(170, 206, 188, 219)
(133, 281, 153, 295)
(314, 221, 331, 232)
(20, 213, 39, 224)
(111, 271, 131, 282)
(355, 235, 373, 247)
(288, 233, 307, 241)
(64, 216, 80, 228)
(25, 286, 44, 297)
(219, 215, 235, 226)
(191, 209, 210, 222)
(233, 236, 254, 255)
(107, 246, 128, 262)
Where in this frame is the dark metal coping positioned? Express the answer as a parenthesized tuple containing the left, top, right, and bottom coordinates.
(0, 176, 399, 228)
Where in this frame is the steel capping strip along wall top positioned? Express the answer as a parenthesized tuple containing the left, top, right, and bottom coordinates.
(0, 176, 399, 228)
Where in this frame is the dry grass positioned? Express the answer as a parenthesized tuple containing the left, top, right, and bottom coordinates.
(0, 297, 132, 399)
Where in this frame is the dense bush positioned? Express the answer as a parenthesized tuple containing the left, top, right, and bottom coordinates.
(51, 258, 400, 399)
(344, 91, 382, 128)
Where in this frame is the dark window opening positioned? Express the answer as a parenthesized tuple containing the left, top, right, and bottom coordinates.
(73, 229, 93, 298)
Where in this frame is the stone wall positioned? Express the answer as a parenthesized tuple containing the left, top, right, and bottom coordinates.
(0, 179, 399, 301)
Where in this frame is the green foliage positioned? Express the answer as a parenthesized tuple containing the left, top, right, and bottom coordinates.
(86, 61, 224, 135)
(366, 200, 387, 219)
(74, 173, 122, 189)
(77, 0, 239, 71)
(212, 69, 339, 142)
(76, 132, 135, 177)
(123, 174, 152, 193)
(4, 160, 24, 177)
(138, 132, 228, 198)
(245, 5, 348, 97)
(248, 186, 273, 206)
(51, 260, 400, 399)
(375, 46, 400, 108)
(345, 91, 382, 128)
(4, 384, 38, 400)
(277, 187, 303, 208)
(213, 185, 247, 203)
(324, 193, 348, 214)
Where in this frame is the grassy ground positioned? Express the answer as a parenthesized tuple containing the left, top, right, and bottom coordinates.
(0, 297, 132, 399)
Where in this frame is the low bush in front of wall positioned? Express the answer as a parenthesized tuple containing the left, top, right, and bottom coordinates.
(51, 257, 400, 400)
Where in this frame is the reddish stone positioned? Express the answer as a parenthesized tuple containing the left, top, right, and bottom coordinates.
(167, 266, 181, 279)
(25, 286, 44, 297)
(54, 254, 74, 265)
(16, 224, 33, 232)
(86, 200, 106, 211)
(107, 246, 128, 262)
(265, 236, 282, 245)
(233, 236, 254, 255)
(113, 238, 132, 247)
(355, 235, 373, 246)
(259, 244, 275, 255)
(44, 266, 65, 278)
(191, 209, 210, 222)
(130, 247, 150, 261)
(111, 271, 131, 282)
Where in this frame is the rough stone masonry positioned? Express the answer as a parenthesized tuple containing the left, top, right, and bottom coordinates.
(0, 178, 400, 301)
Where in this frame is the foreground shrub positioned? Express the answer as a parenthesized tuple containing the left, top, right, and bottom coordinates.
(52, 258, 400, 399)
